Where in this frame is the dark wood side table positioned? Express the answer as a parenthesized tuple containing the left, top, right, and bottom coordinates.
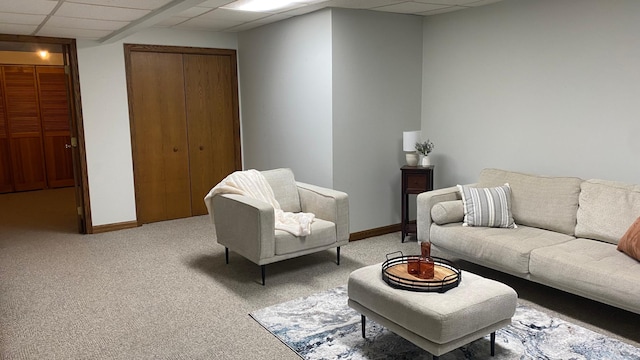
(401, 165, 434, 242)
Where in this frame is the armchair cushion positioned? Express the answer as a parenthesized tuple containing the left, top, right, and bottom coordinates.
(262, 168, 302, 213)
(275, 219, 337, 255)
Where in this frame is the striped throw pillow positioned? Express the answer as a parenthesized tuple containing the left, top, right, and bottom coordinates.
(457, 183, 517, 228)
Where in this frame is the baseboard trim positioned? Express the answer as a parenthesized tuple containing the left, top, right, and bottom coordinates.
(91, 221, 139, 234)
(349, 223, 400, 241)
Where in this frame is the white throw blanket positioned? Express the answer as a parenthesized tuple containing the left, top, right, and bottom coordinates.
(204, 170, 315, 236)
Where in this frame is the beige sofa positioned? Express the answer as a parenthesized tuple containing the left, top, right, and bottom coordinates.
(417, 168, 640, 315)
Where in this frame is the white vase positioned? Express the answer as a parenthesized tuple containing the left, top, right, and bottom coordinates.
(420, 155, 431, 166)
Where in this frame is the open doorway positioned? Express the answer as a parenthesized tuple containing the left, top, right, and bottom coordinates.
(0, 35, 90, 234)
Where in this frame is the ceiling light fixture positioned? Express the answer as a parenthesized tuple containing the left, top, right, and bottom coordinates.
(222, 0, 322, 13)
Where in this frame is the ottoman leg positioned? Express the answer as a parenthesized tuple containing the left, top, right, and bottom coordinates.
(490, 331, 496, 356)
(361, 315, 366, 338)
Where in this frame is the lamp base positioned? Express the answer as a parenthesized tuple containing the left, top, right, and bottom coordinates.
(405, 153, 419, 166)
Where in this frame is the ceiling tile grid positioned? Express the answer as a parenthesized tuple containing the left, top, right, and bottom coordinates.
(0, 0, 504, 42)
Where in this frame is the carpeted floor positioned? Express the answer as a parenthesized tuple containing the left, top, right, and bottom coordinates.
(0, 188, 639, 359)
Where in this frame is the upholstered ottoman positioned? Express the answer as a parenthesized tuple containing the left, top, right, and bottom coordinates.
(347, 264, 517, 359)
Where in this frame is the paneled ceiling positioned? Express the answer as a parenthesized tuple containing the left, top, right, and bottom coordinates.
(0, 0, 503, 43)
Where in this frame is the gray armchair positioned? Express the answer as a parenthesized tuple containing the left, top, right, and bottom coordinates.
(210, 168, 349, 285)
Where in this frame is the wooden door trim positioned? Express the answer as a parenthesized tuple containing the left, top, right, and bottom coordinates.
(124, 44, 242, 225)
(0, 34, 92, 233)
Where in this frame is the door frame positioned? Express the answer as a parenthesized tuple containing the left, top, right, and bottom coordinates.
(123, 44, 242, 225)
(0, 34, 92, 234)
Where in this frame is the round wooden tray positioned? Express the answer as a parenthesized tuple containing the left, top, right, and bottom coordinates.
(381, 255, 461, 293)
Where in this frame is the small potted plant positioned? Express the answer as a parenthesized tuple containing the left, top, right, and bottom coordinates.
(415, 140, 434, 166)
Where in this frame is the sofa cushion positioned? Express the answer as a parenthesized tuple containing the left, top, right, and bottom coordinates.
(575, 179, 640, 245)
(430, 223, 574, 276)
(458, 184, 516, 228)
(529, 238, 640, 314)
(262, 168, 302, 213)
(274, 218, 335, 255)
(478, 168, 582, 235)
(431, 200, 464, 225)
(618, 217, 640, 261)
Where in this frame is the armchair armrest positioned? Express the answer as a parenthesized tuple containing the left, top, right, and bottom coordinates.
(417, 185, 466, 242)
(296, 182, 349, 242)
(211, 194, 275, 264)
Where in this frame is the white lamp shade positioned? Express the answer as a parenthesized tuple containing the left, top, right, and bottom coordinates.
(403, 131, 420, 151)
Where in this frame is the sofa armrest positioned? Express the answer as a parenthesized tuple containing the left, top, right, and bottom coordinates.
(296, 182, 350, 242)
(417, 185, 464, 242)
(212, 194, 275, 264)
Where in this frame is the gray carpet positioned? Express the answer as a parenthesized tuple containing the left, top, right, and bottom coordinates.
(0, 188, 639, 359)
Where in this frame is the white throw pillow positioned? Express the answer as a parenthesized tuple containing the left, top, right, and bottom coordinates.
(457, 183, 517, 228)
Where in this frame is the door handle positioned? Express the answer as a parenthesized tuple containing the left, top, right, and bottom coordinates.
(65, 144, 72, 149)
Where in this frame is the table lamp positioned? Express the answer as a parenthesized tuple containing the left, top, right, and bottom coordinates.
(403, 130, 420, 166)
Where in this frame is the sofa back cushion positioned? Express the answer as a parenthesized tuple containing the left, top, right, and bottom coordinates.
(478, 168, 582, 235)
(262, 168, 302, 213)
(575, 179, 640, 244)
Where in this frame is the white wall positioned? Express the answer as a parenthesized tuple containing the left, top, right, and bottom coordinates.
(77, 28, 237, 226)
(422, 0, 640, 188)
(238, 10, 333, 188)
(332, 9, 423, 232)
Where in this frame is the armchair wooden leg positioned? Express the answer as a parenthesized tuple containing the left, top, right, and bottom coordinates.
(261, 265, 265, 286)
(361, 314, 366, 338)
(225, 247, 229, 264)
(337, 246, 341, 265)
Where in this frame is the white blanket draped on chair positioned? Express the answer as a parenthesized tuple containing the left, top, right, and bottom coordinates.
(204, 169, 315, 236)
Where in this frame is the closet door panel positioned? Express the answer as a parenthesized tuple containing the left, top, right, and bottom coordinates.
(43, 132, 73, 188)
(130, 52, 191, 223)
(37, 66, 74, 188)
(9, 135, 45, 191)
(2, 66, 45, 191)
(184, 54, 238, 215)
(0, 77, 12, 193)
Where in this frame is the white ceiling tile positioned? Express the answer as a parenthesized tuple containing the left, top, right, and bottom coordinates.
(466, 0, 504, 6)
(324, 0, 405, 10)
(199, 0, 236, 8)
(373, 2, 449, 14)
(0, 23, 38, 35)
(155, 16, 190, 26)
(37, 25, 111, 39)
(175, 21, 237, 32)
(176, 6, 212, 17)
(277, 3, 327, 17)
(0, 0, 58, 15)
(0, 12, 46, 25)
(56, 2, 150, 21)
(418, 5, 467, 15)
(414, 0, 477, 5)
(46, 15, 129, 31)
(66, 0, 173, 10)
(178, 16, 242, 30)
(199, 8, 269, 22)
(222, 22, 260, 32)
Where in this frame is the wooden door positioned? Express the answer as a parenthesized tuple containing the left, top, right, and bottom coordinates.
(37, 66, 74, 188)
(129, 52, 191, 223)
(2, 66, 46, 192)
(183, 54, 239, 215)
(0, 76, 12, 193)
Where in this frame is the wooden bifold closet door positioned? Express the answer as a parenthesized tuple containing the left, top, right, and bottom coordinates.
(0, 65, 74, 193)
(127, 47, 240, 224)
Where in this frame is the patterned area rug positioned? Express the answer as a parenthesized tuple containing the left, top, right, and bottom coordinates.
(250, 286, 640, 360)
